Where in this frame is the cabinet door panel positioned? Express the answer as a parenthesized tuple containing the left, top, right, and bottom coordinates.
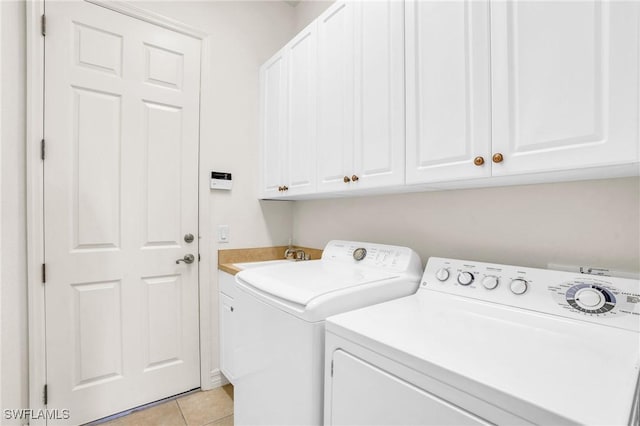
(219, 292, 235, 383)
(405, 0, 492, 184)
(491, 1, 640, 175)
(317, 1, 355, 192)
(286, 24, 317, 195)
(354, 0, 405, 188)
(260, 51, 288, 198)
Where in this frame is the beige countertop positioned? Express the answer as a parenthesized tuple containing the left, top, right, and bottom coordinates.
(218, 245, 323, 275)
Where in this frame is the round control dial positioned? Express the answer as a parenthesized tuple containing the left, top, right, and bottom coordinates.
(436, 268, 450, 282)
(575, 288, 603, 308)
(457, 271, 474, 286)
(510, 279, 528, 295)
(481, 275, 499, 290)
(353, 247, 367, 261)
(566, 283, 616, 314)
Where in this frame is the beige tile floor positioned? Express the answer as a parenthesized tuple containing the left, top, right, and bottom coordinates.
(96, 385, 234, 426)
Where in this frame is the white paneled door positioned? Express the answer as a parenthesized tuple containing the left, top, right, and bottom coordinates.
(44, 2, 201, 424)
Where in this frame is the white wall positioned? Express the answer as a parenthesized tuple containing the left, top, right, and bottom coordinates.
(293, 0, 333, 32)
(1, 0, 28, 417)
(293, 177, 640, 272)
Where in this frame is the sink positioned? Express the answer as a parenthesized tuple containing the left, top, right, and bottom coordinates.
(233, 259, 295, 270)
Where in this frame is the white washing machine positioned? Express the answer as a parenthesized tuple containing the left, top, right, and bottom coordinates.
(233, 240, 422, 426)
(324, 257, 640, 425)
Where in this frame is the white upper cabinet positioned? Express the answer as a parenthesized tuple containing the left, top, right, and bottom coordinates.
(260, 0, 639, 199)
(354, 1, 406, 189)
(490, 1, 640, 176)
(260, 50, 287, 198)
(317, 0, 405, 193)
(317, 2, 355, 193)
(260, 23, 317, 198)
(407, 0, 639, 185)
(405, 0, 492, 184)
(285, 24, 318, 196)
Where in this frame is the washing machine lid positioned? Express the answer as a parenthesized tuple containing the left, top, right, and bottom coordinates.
(326, 290, 640, 425)
(236, 260, 399, 307)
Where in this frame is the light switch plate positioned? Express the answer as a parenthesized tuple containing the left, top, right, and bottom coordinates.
(218, 225, 230, 243)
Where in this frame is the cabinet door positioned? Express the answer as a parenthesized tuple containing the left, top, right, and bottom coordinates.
(353, 1, 406, 189)
(405, 0, 492, 184)
(259, 50, 288, 198)
(317, 1, 355, 193)
(286, 23, 317, 196)
(219, 292, 235, 383)
(491, 1, 640, 175)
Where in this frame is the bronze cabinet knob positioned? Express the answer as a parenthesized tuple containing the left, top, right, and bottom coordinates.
(343, 176, 351, 183)
(492, 153, 504, 163)
(278, 186, 283, 192)
(282, 185, 289, 191)
(351, 175, 359, 182)
(473, 156, 485, 166)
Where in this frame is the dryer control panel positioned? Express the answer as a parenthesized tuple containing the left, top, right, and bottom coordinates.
(421, 257, 640, 332)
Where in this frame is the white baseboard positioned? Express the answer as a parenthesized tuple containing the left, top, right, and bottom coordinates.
(210, 368, 230, 388)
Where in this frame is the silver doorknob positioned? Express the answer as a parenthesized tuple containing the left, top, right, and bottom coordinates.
(176, 254, 195, 264)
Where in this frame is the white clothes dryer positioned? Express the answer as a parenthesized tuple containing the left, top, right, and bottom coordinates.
(324, 257, 640, 425)
(233, 240, 422, 426)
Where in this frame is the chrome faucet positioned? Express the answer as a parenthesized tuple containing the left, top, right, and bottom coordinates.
(284, 247, 296, 259)
(284, 248, 309, 261)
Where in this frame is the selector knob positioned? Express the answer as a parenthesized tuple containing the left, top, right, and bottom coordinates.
(457, 271, 474, 286)
(481, 275, 499, 290)
(565, 284, 615, 313)
(436, 268, 450, 282)
(575, 288, 604, 308)
(510, 279, 528, 295)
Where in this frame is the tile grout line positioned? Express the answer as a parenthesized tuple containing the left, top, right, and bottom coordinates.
(201, 414, 233, 426)
(175, 397, 190, 426)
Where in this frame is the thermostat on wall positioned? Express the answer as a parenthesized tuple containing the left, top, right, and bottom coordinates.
(210, 171, 232, 190)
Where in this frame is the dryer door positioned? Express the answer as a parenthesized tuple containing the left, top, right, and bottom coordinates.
(329, 350, 490, 426)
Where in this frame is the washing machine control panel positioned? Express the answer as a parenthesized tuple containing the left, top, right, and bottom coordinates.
(421, 257, 640, 332)
(322, 240, 422, 274)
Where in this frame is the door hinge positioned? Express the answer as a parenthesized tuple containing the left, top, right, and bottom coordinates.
(43, 384, 48, 405)
(41, 139, 45, 160)
(42, 263, 46, 284)
(198, 253, 201, 262)
(41, 14, 46, 37)
(330, 360, 334, 377)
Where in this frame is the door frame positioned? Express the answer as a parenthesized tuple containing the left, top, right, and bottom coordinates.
(26, 1, 214, 421)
